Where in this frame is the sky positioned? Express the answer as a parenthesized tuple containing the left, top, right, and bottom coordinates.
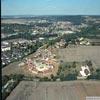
(1, 0, 100, 15)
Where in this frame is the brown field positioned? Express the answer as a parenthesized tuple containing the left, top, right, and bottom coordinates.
(6, 81, 100, 100)
(1, 19, 28, 24)
(55, 46, 100, 69)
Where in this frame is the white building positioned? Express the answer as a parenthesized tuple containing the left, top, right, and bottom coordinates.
(80, 65, 91, 77)
(1, 46, 11, 52)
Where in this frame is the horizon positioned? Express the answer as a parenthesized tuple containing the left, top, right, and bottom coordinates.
(2, 14, 100, 17)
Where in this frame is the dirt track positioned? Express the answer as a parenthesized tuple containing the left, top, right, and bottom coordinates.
(6, 81, 100, 100)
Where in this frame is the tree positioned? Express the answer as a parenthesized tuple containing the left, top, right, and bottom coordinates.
(40, 77, 50, 81)
(59, 74, 65, 81)
(72, 61, 76, 68)
(85, 60, 92, 66)
(9, 74, 24, 81)
(50, 74, 54, 79)
(2, 91, 9, 100)
(50, 74, 56, 81)
(2, 75, 9, 86)
(65, 73, 77, 81)
(87, 69, 100, 80)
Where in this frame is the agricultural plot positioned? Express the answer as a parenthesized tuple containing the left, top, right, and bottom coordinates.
(1, 19, 28, 24)
(56, 46, 100, 69)
(6, 81, 100, 100)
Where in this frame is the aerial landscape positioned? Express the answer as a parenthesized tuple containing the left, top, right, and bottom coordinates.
(1, 0, 100, 100)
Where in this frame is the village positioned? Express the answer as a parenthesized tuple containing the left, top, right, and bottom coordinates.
(16, 38, 96, 80)
(25, 47, 58, 76)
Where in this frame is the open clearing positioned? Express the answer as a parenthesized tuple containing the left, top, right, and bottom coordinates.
(6, 81, 100, 100)
(2, 46, 100, 76)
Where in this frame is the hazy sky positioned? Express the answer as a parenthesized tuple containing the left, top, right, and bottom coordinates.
(1, 0, 100, 15)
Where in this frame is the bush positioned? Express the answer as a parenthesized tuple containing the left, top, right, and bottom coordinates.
(65, 73, 77, 81)
(87, 69, 100, 80)
(72, 61, 76, 68)
(40, 77, 51, 81)
(2, 75, 9, 86)
(50, 74, 57, 81)
(2, 92, 9, 100)
(59, 73, 77, 81)
(9, 74, 24, 81)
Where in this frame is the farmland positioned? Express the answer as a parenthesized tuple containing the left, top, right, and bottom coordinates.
(6, 81, 100, 100)
(1, 19, 29, 24)
(55, 46, 100, 69)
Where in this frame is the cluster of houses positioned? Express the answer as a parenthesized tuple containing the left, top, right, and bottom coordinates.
(54, 37, 91, 49)
(26, 59, 53, 74)
(55, 39, 67, 48)
(25, 48, 56, 75)
(75, 37, 90, 45)
(76, 37, 100, 46)
(1, 39, 36, 67)
(1, 41, 11, 52)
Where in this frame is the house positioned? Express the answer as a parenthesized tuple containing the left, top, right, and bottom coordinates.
(55, 39, 66, 48)
(1, 46, 11, 52)
(76, 37, 90, 45)
(86, 39, 100, 45)
(77, 65, 91, 79)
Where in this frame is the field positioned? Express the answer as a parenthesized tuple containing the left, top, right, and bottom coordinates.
(55, 46, 100, 69)
(2, 46, 100, 76)
(1, 19, 28, 24)
(6, 81, 100, 100)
